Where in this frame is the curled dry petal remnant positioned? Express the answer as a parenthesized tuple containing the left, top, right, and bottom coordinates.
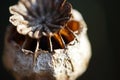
(3, 0, 91, 80)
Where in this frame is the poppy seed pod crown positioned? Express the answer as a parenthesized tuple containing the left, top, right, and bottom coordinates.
(9, 0, 83, 56)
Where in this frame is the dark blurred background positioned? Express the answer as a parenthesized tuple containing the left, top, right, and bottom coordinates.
(0, 0, 119, 80)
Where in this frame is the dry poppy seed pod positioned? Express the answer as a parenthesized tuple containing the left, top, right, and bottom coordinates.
(3, 0, 91, 80)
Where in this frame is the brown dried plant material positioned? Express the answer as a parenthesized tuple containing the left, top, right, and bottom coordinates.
(3, 0, 91, 80)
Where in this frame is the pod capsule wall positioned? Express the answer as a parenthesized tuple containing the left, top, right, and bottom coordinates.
(3, 0, 91, 80)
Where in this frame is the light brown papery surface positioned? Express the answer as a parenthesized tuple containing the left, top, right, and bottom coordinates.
(3, 1, 91, 79)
